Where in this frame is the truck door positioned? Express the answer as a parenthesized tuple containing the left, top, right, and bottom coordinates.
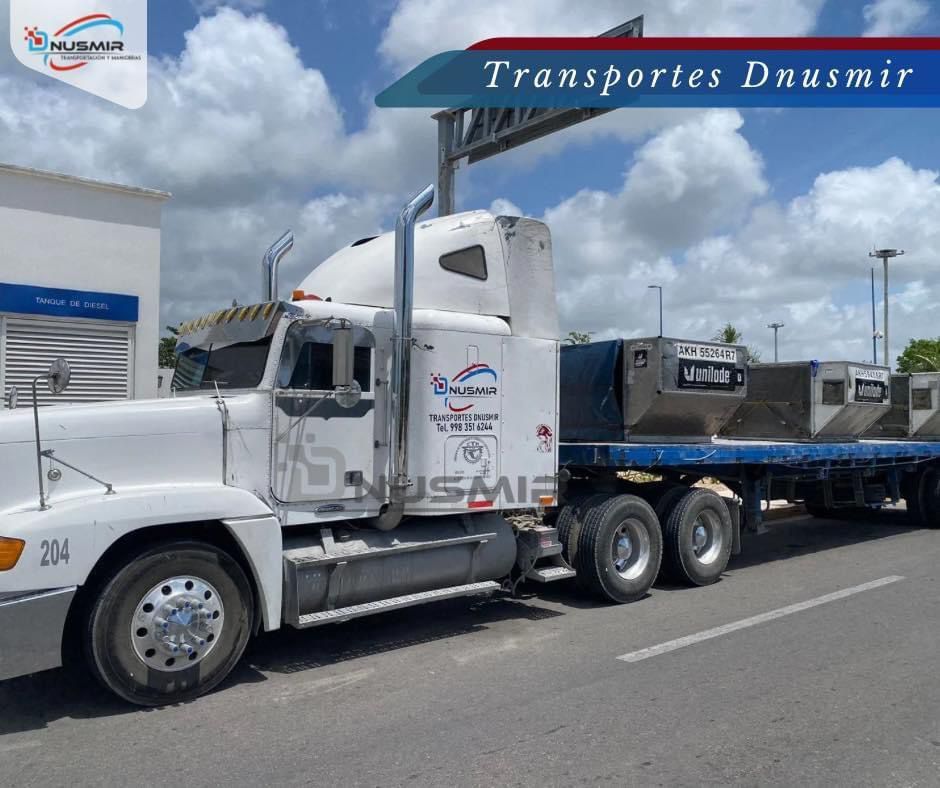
(272, 321, 377, 513)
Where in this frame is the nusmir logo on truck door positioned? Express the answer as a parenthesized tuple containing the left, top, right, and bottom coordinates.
(431, 363, 498, 412)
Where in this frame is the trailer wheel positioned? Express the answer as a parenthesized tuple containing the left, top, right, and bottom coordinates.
(901, 473, 923, 525)
(574, 494, 662, 604)
(84, 540, 253, 706)
(556, 493, 607, 566)
(918, 467, 940, 529)
(654, 483, 689, 524)
(661, 488, 733, 586)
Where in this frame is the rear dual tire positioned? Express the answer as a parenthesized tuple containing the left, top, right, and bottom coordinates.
(660, 488, 733, 587)
(558, 494, 662, 604)
(904, 467, 940, 528)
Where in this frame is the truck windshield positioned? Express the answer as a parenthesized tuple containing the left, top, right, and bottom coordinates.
(171, 337, 272, 391)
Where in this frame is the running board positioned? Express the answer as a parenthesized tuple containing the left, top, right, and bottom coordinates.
(526, 565, 577, 583)
(292, 581, 501, 629)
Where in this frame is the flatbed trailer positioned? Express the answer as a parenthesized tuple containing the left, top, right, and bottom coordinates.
(560, 438, 940, 536)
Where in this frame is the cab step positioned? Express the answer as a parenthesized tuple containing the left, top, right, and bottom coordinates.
(526, 565, 577, 583)
(292, 581, 501, 628)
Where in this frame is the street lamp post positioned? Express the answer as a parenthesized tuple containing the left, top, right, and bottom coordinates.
(767, 322, 784, 362)
(871, 267, 878, 364)
(869, 248, 904, 370)
(648, 285, 663, 337)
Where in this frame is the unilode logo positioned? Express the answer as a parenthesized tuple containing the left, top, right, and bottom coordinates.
(11, 1, 148, 109)
(24, 14, 125, 72)
(431, 363, 498, 412)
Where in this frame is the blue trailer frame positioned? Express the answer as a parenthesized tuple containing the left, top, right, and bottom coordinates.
(559, 438, 940, 535)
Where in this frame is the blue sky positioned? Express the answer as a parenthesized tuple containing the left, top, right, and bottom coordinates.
(2, 0, 939, 363)
(145, 0, 940, 215)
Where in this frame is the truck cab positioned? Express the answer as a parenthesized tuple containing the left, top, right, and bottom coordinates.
(0, 188, 568, 705)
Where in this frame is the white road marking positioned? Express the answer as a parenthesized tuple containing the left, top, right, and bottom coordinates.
(617, 575, 904, 663)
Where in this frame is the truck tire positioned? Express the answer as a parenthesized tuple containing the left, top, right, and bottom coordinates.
(573, 494, 662, 604)
(555, 493, 607, 566)
(653, 483, 689, 524)
(84, 540, 253, 706)
(901, 473, 923, 525)
(918, 466, 940, 529)
(661, 488, 733, 586)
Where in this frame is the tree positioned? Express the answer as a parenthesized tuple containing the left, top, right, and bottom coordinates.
(712, 323, 761, 363)
(158, 325, 180, 369)
(897, 338, 940, 373)
(712, 322, 742, 345)
(564, 330, 593, 345)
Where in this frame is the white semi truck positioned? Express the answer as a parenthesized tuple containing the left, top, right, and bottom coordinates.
(0, 187, 574, 704)
(2, 185, 938, 705)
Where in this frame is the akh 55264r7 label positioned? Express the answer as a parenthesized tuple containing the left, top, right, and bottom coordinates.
(675, 343, 743, 391)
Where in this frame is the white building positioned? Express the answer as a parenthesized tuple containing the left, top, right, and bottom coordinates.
(0, 164, 169, 406)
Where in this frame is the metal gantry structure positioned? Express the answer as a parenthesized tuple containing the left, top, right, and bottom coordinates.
(432, 16, 644, 216)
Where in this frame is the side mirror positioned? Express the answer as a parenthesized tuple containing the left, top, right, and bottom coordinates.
(47, 358, 71, 395)
(332, 326, 361, 408)
(6, 386, 17, 410)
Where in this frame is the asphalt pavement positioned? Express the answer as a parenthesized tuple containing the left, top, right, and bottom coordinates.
(2, 507, 939, 787)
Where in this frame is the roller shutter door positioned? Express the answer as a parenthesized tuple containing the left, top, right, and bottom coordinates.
(2, 317, 133, 406)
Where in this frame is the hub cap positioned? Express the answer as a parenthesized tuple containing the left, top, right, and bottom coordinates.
(131, 576, 224, 672)
(611, 518, 652, 580)
(690, 511, 724, 565)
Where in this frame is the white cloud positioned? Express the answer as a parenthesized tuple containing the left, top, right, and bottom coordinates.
(0, 9, 421, 327)
(380, 0, 825, 72)
(10, 0, 928, 371)
(489, 197, 523, 216)
(377, 0, 824, 204)
(863, 0, 929, 35)
(533, 113, 940, 365)
(191, 0, 268, 13)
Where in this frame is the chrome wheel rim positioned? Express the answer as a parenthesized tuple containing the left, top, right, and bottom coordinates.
(691, 511, 724, 565)
(131, 576, 224, 672)
(611, 518, 652, 580)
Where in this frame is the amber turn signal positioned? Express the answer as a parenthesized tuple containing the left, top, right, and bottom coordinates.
(0, 537, 25, 571)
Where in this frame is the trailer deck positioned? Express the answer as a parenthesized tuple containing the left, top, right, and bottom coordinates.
(560, 438, 940, 476)
(560, 438, 940, 535)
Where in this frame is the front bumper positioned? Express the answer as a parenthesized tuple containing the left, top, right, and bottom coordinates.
(0, 587, 76, 681)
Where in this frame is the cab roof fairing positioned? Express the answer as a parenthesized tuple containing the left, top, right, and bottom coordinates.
(296, 210, 558, 339)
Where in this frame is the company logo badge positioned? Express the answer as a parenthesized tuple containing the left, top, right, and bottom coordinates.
(431, 363, 498, 412)
(536, 424, 553, 453)
(11, 1, 147, 108)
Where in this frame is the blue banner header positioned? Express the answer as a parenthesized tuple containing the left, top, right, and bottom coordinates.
(377, 40, 940, 108)
(0, 282, 139, 322)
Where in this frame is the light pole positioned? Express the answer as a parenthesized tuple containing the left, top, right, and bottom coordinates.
(869, 248, 904, 370)
(648, 284, 663, 337)
(767, 322, 784, 362)
(870, 267, 878, 364)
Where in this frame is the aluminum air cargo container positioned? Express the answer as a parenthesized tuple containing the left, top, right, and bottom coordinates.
(560, 337, 747, 443)
(720, 361, 890, 441)
(864, 372, 940, 440)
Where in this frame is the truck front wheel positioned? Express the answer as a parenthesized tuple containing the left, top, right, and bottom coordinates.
(84, 540, 253, 706)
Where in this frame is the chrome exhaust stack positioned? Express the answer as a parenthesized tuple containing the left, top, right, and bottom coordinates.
(261, 230, 294, 302)
(375, 184, 434, 531)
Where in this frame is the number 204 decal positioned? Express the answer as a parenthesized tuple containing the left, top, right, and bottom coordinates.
(40, 538, 70, 567)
